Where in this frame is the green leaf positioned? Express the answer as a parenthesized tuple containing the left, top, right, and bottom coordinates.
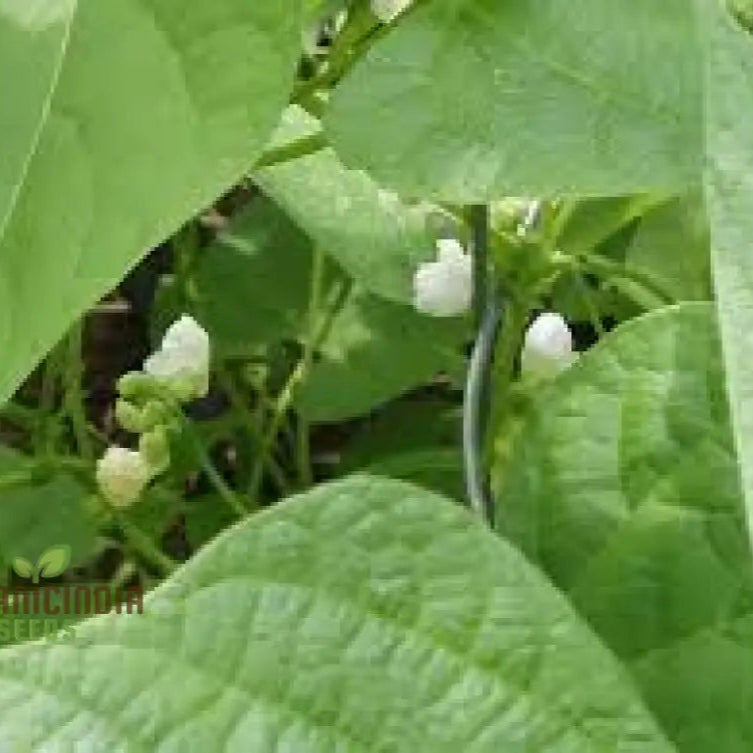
(124, 486, 181, 544)
(195, 196, 318, 357)
(0, 476, 673, 751)
(703, 1, 753, 571)
(0, 0, 72, 228)
(354, 447, 464, 501)
(0, 447, 97, 567)
(184, 493, 237, 552)
(257, 106, 449, 303)
(494, 303, 751, 753)
(36, 544, 71, 580)
(555, 195, 666, 257)
(298, 288, 467, 421)
(626, 193, 712, 302)
(340, 398, 464, 499)
(327, 0, 699, 201)
(0, 0, 301, 406)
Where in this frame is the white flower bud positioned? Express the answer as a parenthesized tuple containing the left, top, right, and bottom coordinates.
(144, 315, 210, 402)
(521, 313, 577, 378)
(414, 239, 473, 317)
(371, 0, 413, 23)
(96, 447, 149, 509)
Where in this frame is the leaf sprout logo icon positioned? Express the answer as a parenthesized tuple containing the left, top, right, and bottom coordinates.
(11, 545, 71, 584)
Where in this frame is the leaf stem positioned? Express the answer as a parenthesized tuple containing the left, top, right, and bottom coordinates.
(34, 348, 60, 455)
(573, 271, 607, 337)
(248, 269, 351, 504)
(217, 367, 291, 494)
(179, 413, 248, 518)
(576, 254, 674, 306)
(109, 558, 138, 590)
(293, 4, 378, 106)
(114, 513, 177, 576)
(295, 247, 327, 489)
(254, 133, 327, 171)
(63, 321, 95, 461)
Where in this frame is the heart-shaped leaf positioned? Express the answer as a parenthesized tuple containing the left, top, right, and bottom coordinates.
(0, 476, 673, 752)
(494, 303, 751, 753)
(327, 0, 699, 200)
(0, 0, 301, 406)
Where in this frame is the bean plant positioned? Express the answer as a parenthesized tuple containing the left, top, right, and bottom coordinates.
(0, 0, 751, 750)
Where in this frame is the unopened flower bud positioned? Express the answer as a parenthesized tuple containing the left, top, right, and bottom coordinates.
(521, 313, 576, 378)
(139, 427, 171, 479)
(144, 315, 210, 402)
(115, 399, 146, 434)
(141, 401, 171, 432)
(413, 239, 472, 317)
(96, 447, 149, 509)
(117, 372, 159, 401)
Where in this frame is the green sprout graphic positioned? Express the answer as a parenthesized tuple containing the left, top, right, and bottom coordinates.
(11, 545, 71, 584)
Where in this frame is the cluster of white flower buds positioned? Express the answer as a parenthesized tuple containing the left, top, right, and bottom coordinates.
(96, 315, 210, 509)
(371, 0, 413, 23)
(144, 314, 210, 402)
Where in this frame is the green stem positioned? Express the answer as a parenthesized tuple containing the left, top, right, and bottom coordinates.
(489, 296, 531, 445)
(296, 414, 314, 489)
(35, 350, 60, 455)
(470, 205, 490, 329)
(115, 513, 177, 576)
(180, 413, 247, 518)
(174, 223, 200, 310)
(573, 271, 607, 337)
(577, 254, 674, 306)
(63, 322, 95, 461)
(217, 368, 292, 494)
(254, 133, 327, 171)
(169, 228, 247, 516)
(248, 269, 350, 504)
(296, 247, 326, 488)
(109, 558, 138, 590)
(293, 4, 378, 105)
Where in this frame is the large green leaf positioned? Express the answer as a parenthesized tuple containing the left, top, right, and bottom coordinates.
(327, 0, 699, 201)
(0, 0, 301, 406)
(0, 1, 71, 228)
(703, 1, 753, 567)
(0, 476, 673, 751)
(257, 106, 447, 303)
(494, 304, 752, 753)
